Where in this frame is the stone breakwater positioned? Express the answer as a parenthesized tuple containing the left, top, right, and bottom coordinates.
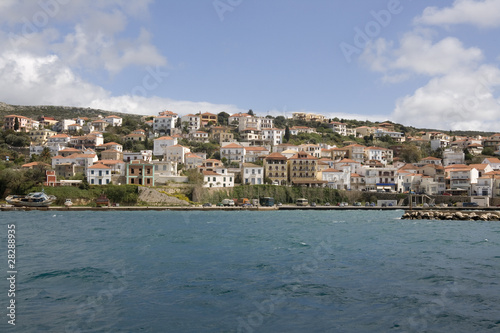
(402, 210, 500, 221)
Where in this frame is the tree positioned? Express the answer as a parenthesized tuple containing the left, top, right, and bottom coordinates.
(274, 116, 286, 128)
(14, 118, 19, 131)
(183, 168, 204, 185)
(217, 112, 230, 126)
(248, 109, 254, 116)
(482, 147, 495, 156)
(284, 126, 291, 143)
(39, 147, 52, 163)
(400, 144, 421, 163)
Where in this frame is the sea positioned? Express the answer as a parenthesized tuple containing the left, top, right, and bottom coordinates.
(0, 210, 499, 332)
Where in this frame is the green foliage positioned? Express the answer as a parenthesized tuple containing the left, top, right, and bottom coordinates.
(104, 185, 138, 204)
(183, 168, 204, 184)
(274, 116, 286, 129)
(217, 112, 229, 126)
(199, 185, 345, 205)
(400, 144, 422, 163)
(482, 147, 495, 156)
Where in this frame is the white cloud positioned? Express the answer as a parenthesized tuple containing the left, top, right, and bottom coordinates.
(361, 31, 483, 78)
(416, 0, 500, 28)
(0, 51, 242, 117)
(392, 65, 500, 131)
(360, 26, 500, 130)
(1, 0, 165, 75)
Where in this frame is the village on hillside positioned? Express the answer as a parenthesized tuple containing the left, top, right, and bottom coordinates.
(2, 109, 500, 202)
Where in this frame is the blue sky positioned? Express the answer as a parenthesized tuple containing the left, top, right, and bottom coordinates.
(1, 0, 500, 131)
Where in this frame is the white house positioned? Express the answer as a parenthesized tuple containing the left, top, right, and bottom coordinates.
(482, 157, 500, 171)
(443, 149, 465, 166)
(180, 114, 201, 132)
(163, 145, 190, 164)
(321, 168, 350, 190)
(202, 170, 234, 188)
(123, 150, 153, 163)
(153, 115, 176, 134)
(365, 146, 393, 165)
(52, 153, 98, 170)
(87, 163, 112, 185)
(328, 122, 347, 136)
(244, 146, 270, 163)
(241, 163, 264, 185)
(261, 128, 284, 146)
(104, 115, 123, 127)
(153, 136, 178, 156)
(220, 143, 246, 165)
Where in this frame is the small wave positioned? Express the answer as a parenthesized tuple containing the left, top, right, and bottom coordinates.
(26, 267, 118, 283)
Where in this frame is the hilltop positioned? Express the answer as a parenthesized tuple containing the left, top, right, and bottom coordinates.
(0, 102, 143, 122)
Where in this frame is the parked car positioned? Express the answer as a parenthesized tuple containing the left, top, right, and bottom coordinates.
(354, 202, 362, 206)
(202, 203, 212, 207)
(324, 202, 331, 206)
(277, 202, 283, 207)
(310, 202, 317, 207)
(463, 202, 479, 207)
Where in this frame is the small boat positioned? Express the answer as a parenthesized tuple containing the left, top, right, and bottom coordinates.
(6, 191, 56, 207)
(95, 193, 110, 207)
(64, 199, 73, 207)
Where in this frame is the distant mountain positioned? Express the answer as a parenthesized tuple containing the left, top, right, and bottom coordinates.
(0, 102, 142, 121)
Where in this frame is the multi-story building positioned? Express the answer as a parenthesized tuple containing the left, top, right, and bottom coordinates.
(321, 168, 350, 190)
(104, 115, 123, 127)
(163, 145, 190, 164)
(220, 143, 246, 165)
(264, 152, 288, 185)
(4, 115, 38, 132)
(261, 128, 284, 146)
(241, 163, 264, 185)
(299, 144, 321, 158)
(29, 129, 57, 144)
(153, 136, 178, 156)
(153, 115, 176, 134)
(180, 114, 201, 132)
(210, 126, 233, 143)
(244, 146, 269, 163)
(87, 163, 112, 185)
(126, 160, 154, 186)
(199, 112, 217, 126)
(345, 144, 366, 163)
(288, 151, 324, 186)
(365, 146, 393, 165)
(328, 122, 347, 136)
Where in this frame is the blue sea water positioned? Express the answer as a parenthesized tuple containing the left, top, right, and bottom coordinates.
(1, 210, 499, 332)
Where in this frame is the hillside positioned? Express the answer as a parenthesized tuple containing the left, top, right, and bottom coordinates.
(0, 102, 143, 121)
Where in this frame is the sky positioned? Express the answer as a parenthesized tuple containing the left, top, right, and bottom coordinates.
(1, 0, 500, 131)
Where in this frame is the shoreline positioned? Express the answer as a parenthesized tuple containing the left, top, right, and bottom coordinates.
(1, 205, 499, 212)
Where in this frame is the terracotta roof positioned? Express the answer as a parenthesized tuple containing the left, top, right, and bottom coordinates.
(89, 163, 111, 169)
(322, 168, 342, 172)
(222, 143, 244, 148)
(202, 170, 220, 176)
(265, 152, 287, 160)
(289, 151, 317, 160)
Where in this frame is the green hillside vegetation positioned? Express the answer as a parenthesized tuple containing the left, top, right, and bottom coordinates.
(0, 102, 143, 122)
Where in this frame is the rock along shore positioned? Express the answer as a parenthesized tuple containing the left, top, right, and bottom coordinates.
(402, 210, 500, 221)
